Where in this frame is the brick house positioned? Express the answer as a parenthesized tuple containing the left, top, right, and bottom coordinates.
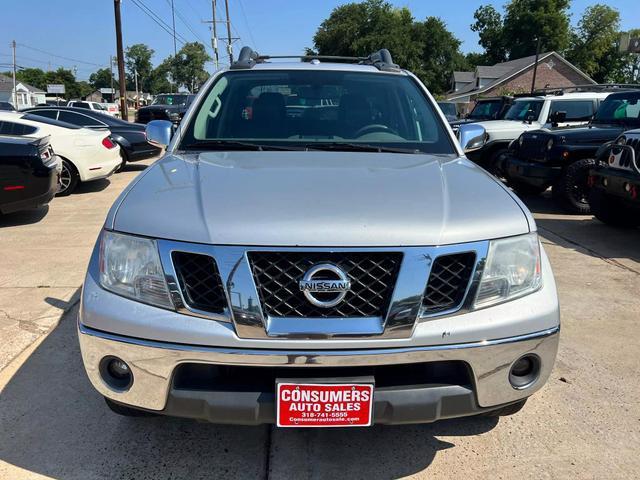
(447, 51, 595, 113)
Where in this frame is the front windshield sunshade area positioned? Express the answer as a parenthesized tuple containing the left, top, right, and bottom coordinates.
(593, 94, 640, 125)
(180, 70, 455, 154)
(504, 100, 544, 121)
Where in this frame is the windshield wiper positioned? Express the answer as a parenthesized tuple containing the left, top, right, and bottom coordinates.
(304, 142, 420, 154)
(182, 140, 303, 151)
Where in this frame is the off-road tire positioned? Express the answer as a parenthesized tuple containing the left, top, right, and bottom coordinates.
(589, 188, 640, 228)
(104, 397, 158, 417)
(482, 399, 527, 417)
(486, 148, 508, 177)
(552, 158, 596, 214)
(56, 158, 80, 197)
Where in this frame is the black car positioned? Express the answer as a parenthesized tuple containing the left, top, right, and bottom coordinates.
(0, 101, 15, 111)
(0, 135, 59, 214)
(588, 130, 640, 227)
(449, 96, 513, 134)
(135, 93, 196, 124)
(503, 89, 640, 213)
(23, 106, 161, 170)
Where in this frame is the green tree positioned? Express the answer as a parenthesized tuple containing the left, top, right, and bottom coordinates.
(566, 5, 627, 83)
(125, 43, 154, 92)
(89, 67, 116, 90)
(44, 68, 81, 99)
(15, 68, 47, 90)
(311, 0, 465, 95)
(502, 0, 571, 58)
(174, 42, 211, 92)
(149, 57, 173, 94)
(471, 6, 507, 64)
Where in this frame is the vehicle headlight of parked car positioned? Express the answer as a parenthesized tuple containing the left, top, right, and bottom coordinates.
(167, 111, 182, 122)
(475, 232, 541, 308)
(99, 231, 173, 309)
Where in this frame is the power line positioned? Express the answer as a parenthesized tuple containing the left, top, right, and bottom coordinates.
(237, 0, 257, 46)
(130, 0, 189, 46)
(166, 0, 210, 47)
(17, 43, 103, 67)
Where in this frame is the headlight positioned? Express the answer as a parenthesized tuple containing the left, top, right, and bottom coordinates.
(474, 232, 542, 308)
(518, 135, 524, 147)
(99, 231, 173, 309)
(168, 111, 181, 121)
(546, 139, 554, 150)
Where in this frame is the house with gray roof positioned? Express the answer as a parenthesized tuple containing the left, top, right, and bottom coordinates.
(447, 51, 595, 107)
(0, 74, 46, 109)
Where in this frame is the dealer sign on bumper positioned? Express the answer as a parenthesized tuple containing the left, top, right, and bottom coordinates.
(277, 382, 374, 427)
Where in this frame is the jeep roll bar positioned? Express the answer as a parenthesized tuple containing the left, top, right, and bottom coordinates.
(231, 46, 401, 72)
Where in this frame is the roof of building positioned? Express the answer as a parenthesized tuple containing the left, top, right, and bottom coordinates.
(453, 71, 474, 83)
(447, 51, 596, 101)
(0, 74, 45, 93)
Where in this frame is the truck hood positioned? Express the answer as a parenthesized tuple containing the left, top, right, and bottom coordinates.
(112, 151, 531, 246)
(539, 124, 626, 145)
(473, 120, 538, 132)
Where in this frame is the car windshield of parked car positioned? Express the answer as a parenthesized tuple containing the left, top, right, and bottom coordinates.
(152, 95, 190, 106)
(437, 102, 457, 118)
(181, 70, 455, 154)
(592, 95, 640, 126)
(504, 100, 544, 121)
(469, 100, 502, 120)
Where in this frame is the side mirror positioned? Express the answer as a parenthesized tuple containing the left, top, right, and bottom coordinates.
(458, 123, 487, 153)
(549, 111, 567, 124)
(525, 111, 536, 124)
(146, 120, 173, 148)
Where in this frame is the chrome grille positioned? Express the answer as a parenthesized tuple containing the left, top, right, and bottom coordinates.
(248, 252, 402, 318)
(172, 251, 227, 314)
(422, 253, 476, 314)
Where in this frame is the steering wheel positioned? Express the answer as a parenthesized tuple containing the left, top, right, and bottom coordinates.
(354, 124, 398, 137)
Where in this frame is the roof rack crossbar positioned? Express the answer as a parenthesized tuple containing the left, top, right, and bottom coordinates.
(230, 46, 401, 72)
(512, 83, 640, 97)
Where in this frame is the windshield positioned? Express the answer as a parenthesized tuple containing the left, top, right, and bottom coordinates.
(504, 100, 544, 121)
(180, 70, 454, 154)
(469, 100, 503, 120)
(437, 102, 457, 117)
(592, 93, 640, 126)
(152, 94, 190, 106)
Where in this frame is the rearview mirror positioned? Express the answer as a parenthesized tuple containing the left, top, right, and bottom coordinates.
(146, 120, 173, 148)
(458, 123, 487, 153)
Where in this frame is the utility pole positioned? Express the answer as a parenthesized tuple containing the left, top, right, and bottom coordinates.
(224, 0, 233, 63)
(211, 0, 219, 68)
(11, 40, 17, 108)
(114, 0, 128, 120)
(171, 0, 178, 93)
(530, 37, 542, 95)
(134, 69, 139, 110)
(109, 55, 114, 101)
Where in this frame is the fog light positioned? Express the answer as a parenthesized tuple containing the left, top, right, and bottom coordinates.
(509, 354, 540, 389)
(603, 178, 608, 187)
(100, 356, 133, 390)
(624, 183, 631, 193)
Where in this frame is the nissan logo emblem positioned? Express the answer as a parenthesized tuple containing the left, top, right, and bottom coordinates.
(298, 263, 351, 308)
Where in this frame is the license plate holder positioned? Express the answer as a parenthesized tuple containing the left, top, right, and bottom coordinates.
(276, 377, 374, 428)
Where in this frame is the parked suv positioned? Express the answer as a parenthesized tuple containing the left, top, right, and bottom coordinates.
(589, 129, 640, 227)
(504, 89, 640, 213)
(78, 48, 560, 427)
(467, 90, 610, 173)
(135, 93, 195, 124)
(449, 96, 513, 135)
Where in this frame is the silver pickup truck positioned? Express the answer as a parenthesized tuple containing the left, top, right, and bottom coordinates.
(78, 48, 560, 427)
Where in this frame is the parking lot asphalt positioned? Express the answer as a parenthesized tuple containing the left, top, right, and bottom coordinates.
(0, 160, 639, 479)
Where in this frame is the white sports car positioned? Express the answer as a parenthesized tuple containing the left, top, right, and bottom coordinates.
(0, 111, 122, 195)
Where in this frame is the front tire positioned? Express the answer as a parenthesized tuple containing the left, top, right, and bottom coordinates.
(486, 148, 508, 177)
(552, 158, 596, 214)
(56, 159, 80, 197)
(589, 188, 640, 228)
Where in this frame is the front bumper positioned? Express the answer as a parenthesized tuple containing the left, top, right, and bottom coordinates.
(590, 167, 640, 205)
(78, 322, 559, 425)
(505, 155, 561, 187)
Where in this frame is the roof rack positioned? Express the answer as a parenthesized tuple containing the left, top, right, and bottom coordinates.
(512, 83, 640, 97)
(230, 46, 401, 72)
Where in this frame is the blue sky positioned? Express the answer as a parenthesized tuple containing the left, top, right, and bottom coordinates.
(1, 0, 638, 80)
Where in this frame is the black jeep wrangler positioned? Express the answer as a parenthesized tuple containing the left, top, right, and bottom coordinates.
(503, 89, 640, 214)
(588, 130, 640, 228)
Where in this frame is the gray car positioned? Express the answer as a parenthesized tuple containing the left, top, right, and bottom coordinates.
(78, 47, 559, 427)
